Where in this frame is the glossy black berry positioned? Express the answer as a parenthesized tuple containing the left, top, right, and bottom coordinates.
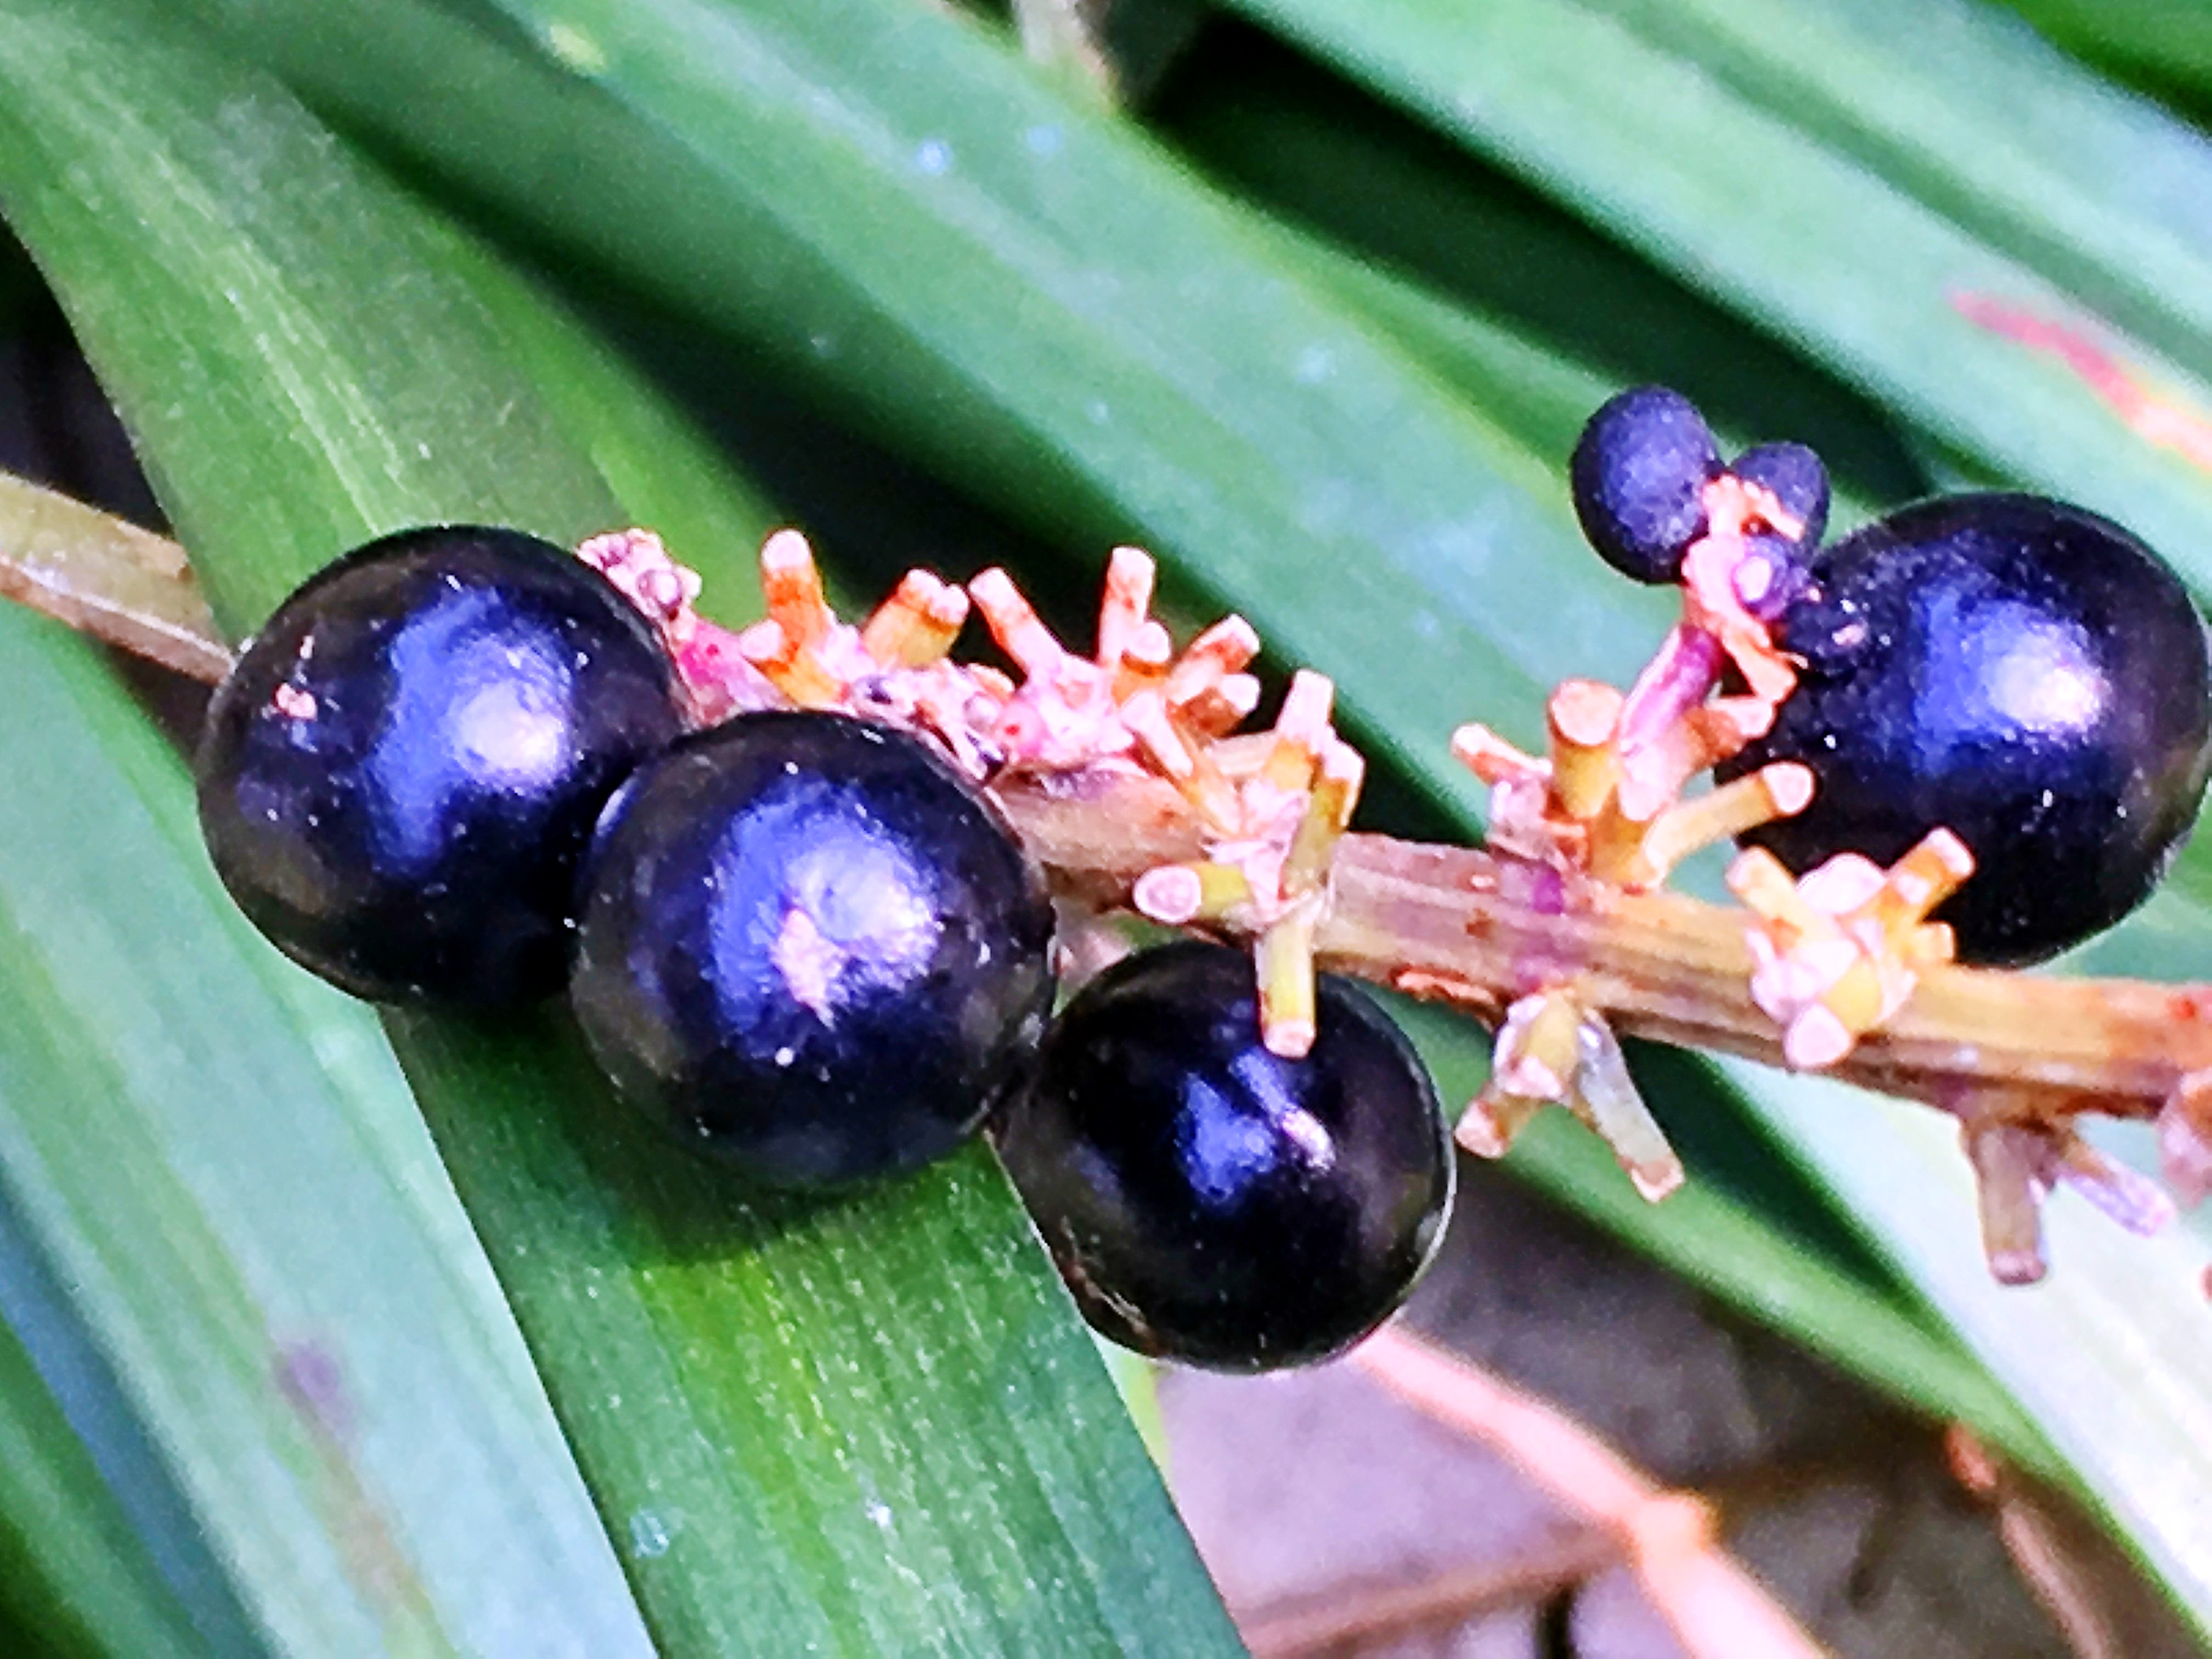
(1729, 441, 1830, 551)
(1724, 494, 2212, 966)
(571, 710, 1055, 1188)
(994, 941, 1453, 1373)
(196, 525, 689, 1006)
(1570, 385, 1722, 584)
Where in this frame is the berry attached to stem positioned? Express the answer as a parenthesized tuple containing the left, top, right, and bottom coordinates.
(1570, 386, 1722, 584)
(571, 710, 1055, 1188)
(26, 427, 2212, 1286)
(196, 525, 690, 1006)
(995, 941, 1453, 1371)
(1725, 494, 2212, 967)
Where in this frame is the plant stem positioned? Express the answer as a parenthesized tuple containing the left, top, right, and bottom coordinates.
(995, 771, 2212, 1130)
(4, 476, 2202, 1159)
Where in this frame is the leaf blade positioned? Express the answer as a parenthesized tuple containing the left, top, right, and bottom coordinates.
(0, 1226, 210, 1658)
(0, 597, 646, 1655)
(0, 1, 1233, 1650)
(1218, 0, 2212, 595)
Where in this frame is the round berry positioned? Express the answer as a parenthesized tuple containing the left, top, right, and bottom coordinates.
(1732, 532, 1813, 623)
(1570, 386, 1722, 584)
(196, 525, 689, 1006)
(1724, 494, 2212, 966)
(571, 710, 1055, 1188)
(994, 941, 1453, 1372)
(1728, 441, 1830, 551)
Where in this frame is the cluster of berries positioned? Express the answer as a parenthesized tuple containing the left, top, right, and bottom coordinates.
(195, 525, 1451, 1372)
(188, 380, 2212, 1360)
(1417, 385, 2211, 1277)
(1570, 383, 2210, 972)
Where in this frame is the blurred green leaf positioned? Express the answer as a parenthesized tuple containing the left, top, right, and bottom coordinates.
(199, 0, 1669, 731)
(0, 580, 648, 1654)
(1592, 0, 2212, 357)
(0, 1285, 202, 1658)
(1997, 0, 2212, 109)
(1221, 0, 2212, 595)
(1147, 26, 1929, 509)
(0, 0, 1230, 1652)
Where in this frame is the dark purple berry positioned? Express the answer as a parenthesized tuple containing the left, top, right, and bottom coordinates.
(1729, 441, 1830, 551)
(571, 710, 1054, 1188)
(1724, 494, 2212, 966)
(1732, 532, 1813, 623)
(1570, 386, 1722, 584)
(196, 525, 688, 1006)
(995, 941, 1453, 1373)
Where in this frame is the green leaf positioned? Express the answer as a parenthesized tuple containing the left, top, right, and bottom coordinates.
(1146, 29, 1931, 510)
(1996, 0, 2212, 108)
(202, 0, 1672, 728)
(1217, 0, 2212, 590)
(191, 0, 2062, 1466)
(0, 585, 648, 1655)
(452, 243, 782, 577)
(0, 1, 1229, 1652)
(0, 1271, 204, 1658)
